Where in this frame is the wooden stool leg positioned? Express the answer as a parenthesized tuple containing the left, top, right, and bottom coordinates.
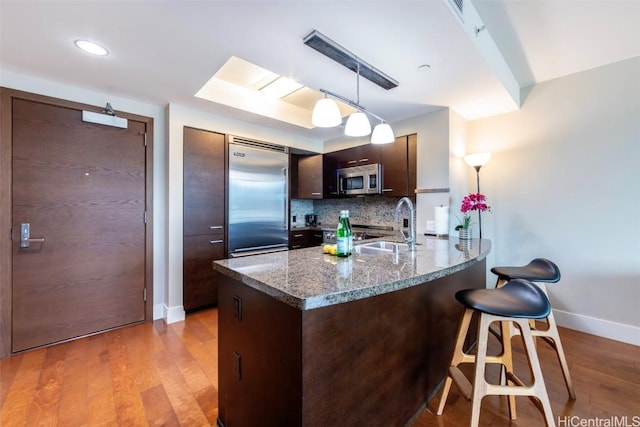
(437, 308, 475, 415)
(515, 318, 556, 427)
(541, 311, 576, 399)
(470, 312, 491, 427)
(438, 305, 561, 427)
(499, 320, 517, 419)
(494, 276, 508, 289)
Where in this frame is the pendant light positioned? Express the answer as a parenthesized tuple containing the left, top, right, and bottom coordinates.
(312, 93, 342, 127)
(345, 112, 371, 137)
(344, 64, 372, 137)
(371, 122, 395, 144)
(305, 30, 396, 143)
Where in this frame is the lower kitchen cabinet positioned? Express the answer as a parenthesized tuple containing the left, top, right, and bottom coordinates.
(309, 229, 323, 246)
(216, 258, 486, 426)
(289, 229, 323, 249)
(289, 230, 308, 249)
(218, 277, 302, 426)
(183, 234, 224, 312)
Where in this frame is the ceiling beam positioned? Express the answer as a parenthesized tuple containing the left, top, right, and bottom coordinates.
(443, 0, 521, 108)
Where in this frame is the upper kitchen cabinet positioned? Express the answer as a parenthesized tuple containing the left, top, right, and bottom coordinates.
(379, 134, 417, 197)
(291, 153, 323, 199)
(323, 133, 417, 198)
(322, 152, 340, 198)
(407, 134, 417, 196)
(183, 126, 226, 312)
(333, 144, 379, 168)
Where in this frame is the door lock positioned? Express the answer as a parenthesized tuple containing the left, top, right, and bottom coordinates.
(20, 223, 46, 248)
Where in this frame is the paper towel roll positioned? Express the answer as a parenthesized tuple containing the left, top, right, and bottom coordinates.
(434, 206, 449, 236)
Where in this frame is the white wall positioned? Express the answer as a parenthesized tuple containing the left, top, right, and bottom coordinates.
(466, 57, 640, 344)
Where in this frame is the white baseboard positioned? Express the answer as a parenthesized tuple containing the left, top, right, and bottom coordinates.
(153, 303, 186, 324)
(554, 309, 640, 346)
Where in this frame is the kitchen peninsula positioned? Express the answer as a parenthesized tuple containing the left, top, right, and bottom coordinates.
(213, 235, 490, 426)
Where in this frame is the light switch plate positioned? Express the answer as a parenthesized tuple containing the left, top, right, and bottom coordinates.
(426, 220, 435, 233)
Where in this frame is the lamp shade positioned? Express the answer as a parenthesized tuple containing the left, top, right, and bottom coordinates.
(312, 98, 342, 127)
(344, 111, 371, 136)
(464, 152, 491, 168)
(370, 123, 395, 144)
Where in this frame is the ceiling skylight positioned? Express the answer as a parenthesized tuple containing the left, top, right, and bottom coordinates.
(259, 76, 304, 99)
(195, 56, 354, 129)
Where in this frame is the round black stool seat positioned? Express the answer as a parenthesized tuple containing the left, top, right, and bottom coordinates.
(455, 279, 551, 319)
(491, 258, 560, 283)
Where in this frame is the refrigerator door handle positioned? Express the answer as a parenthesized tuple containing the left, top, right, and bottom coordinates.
(283, 166, 289, 231)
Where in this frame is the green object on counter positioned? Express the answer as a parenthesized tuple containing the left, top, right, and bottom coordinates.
(336, 210, 352, 257)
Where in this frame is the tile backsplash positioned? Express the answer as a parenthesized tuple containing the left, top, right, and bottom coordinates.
(291, 197, 411, 230)
(290, 199, 314, 228)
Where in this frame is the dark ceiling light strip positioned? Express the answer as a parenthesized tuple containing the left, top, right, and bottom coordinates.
(303, 30, 399, 90)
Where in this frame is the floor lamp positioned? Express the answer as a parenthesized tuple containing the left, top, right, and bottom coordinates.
(464, 153, 491, 239)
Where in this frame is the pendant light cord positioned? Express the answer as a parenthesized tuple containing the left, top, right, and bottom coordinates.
(356, 62, 360, 105)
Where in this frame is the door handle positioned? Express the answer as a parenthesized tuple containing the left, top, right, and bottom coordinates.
(20, 223, 46, 248)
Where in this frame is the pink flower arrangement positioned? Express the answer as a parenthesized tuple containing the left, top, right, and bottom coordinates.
(455, 193, 490, 230)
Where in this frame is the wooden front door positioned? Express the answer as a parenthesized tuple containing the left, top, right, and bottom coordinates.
(11, 98, 147, 352)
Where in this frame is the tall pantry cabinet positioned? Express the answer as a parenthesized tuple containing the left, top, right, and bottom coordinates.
(183, 127, 226, 312)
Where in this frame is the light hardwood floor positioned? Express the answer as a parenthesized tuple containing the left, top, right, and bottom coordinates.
(1, 308, 638, 426)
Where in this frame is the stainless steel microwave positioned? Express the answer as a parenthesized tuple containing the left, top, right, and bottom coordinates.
(337, 163, 382, 195)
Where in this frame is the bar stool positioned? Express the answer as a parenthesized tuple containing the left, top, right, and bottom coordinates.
(492, 258, 576, 399)
(436, 279, 556, 427)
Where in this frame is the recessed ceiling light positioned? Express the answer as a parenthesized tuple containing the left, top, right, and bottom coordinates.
(74, 40, 109, 56)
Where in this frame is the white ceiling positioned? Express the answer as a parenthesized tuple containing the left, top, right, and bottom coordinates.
(1, 0, 638, 142)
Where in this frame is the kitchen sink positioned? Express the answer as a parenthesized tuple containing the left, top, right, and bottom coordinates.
(356, 241, 410, 254)
(352, 231, 383, 241)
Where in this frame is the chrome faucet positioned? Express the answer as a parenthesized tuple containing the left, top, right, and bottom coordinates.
(395, 197, 416, 251)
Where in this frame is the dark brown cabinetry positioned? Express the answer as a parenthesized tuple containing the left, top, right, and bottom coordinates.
(217, 259, 486, 426)
(218, 278, 303, 426)
(289, 230, 308, 249)
(291, 154, 323, 199)
(183, 127, 226, 312)
(322, 152, 340, 197)
(309, 229, 324, 246)
(289, 229, 323, 249)
(333, 143, 379, 168)
(407, 133, 417, 196)
(379, 134, 417, 197)
(322, 133, 417, 198)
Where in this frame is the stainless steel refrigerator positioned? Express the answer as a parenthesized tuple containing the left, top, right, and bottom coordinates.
(227, 136, 289, 256)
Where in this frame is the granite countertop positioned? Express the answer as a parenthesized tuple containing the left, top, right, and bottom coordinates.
(213, 235, 491, 311)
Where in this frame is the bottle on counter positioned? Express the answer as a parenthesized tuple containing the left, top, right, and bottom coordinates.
(336, 256, 353, 287)
(336, 210, 352, 257)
